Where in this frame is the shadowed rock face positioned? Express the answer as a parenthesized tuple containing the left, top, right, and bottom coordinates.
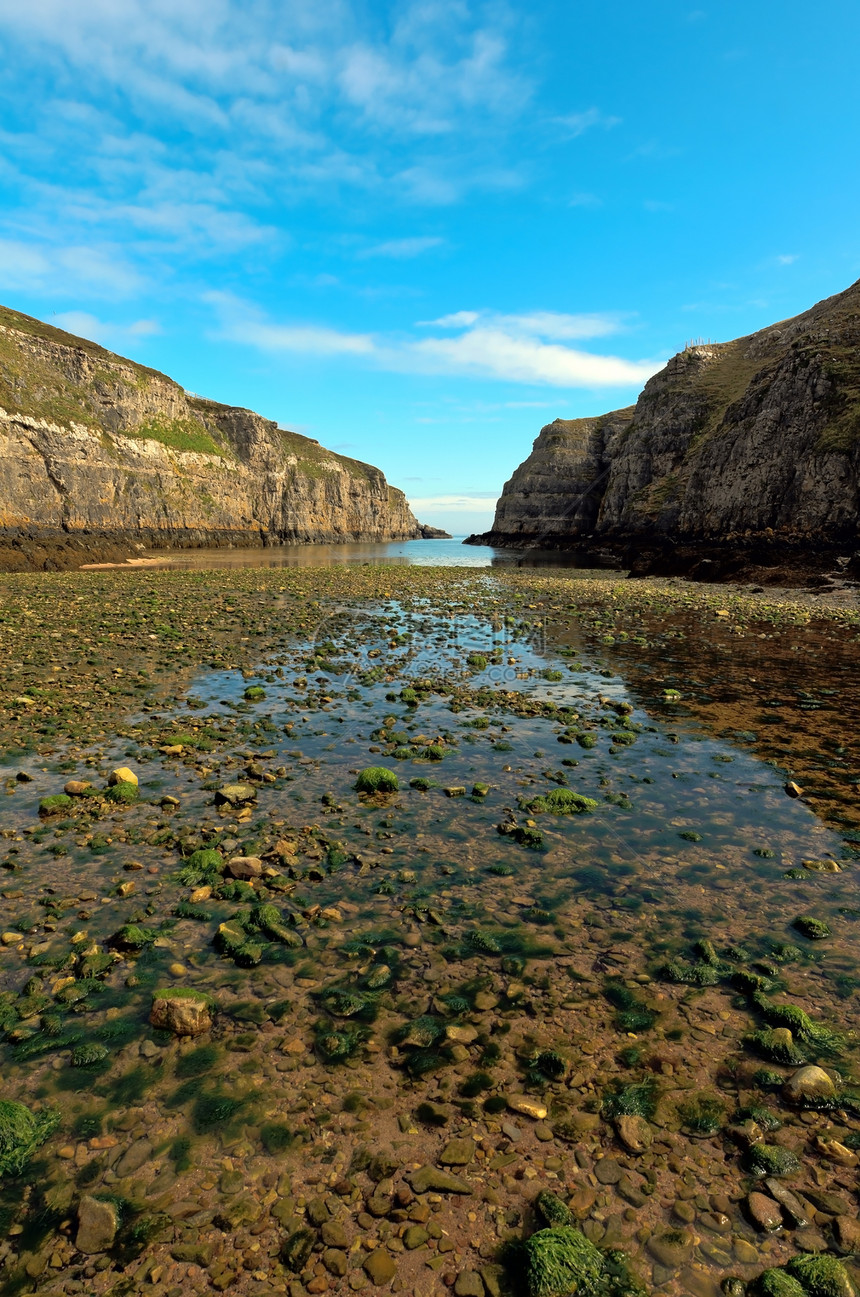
(0, 304, 429, 568)
(470, 279, 860, 563)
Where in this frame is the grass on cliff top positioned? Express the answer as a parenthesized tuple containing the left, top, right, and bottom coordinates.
(0, 304, 172, 386)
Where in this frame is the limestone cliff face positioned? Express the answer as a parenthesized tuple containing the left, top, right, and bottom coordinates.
(0, 304, 429, 567)
(471, 279, 860, 556)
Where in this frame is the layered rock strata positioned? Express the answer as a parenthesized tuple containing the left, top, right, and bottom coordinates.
(469, 279, 860, 576)
(0, 304, 439, 569)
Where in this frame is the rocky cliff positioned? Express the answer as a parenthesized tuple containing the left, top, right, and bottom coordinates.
(0, 304, 441, 569)
(469, 279, 860, 576)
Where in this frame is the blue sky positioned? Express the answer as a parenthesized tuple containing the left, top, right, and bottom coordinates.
(1, 0, 859, 533)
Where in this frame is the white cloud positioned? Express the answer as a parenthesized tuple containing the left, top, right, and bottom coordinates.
(554, 108, 621, 137)
(421, 308, 625, 340)
(409, 492, 498, 510)
(776, 254, 798, 265)
(0, 237, 143, 297)
(52, 310, 161, 344)
(207, 293, 662, 389)
(0, 0, 540, 298)
(205, 291, 374, 356)
(407, 327, 654, 386)
(357, 236, 444, 259)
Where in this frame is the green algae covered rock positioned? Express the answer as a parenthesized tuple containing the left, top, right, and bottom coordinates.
(355, 766, 399, 793)
(38, 794, 73, 816)
(0, 1099, 59, 1177)
(523, 1226, 605, 1297)
(747, 1143, 802, 1178)
(524, 788, 600, 816)
(104, 780, 139, 805)
(793, 916, 831, 940)
(786, 1254, 857, 1297)
(535, 1190, 575, 1229)
(752, 1270, 806, 1297)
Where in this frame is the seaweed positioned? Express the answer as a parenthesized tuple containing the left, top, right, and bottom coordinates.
(0, 1100, 59, 1177)
(602, 1078, 658, 1121)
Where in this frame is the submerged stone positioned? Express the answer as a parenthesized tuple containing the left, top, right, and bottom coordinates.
(408, 1165, 473, 1194)
(76, 1195, 118, 1254)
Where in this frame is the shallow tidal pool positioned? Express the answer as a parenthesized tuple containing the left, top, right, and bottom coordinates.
(0, 566, 858, 1297)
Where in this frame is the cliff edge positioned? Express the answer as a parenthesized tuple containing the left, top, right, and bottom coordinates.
(0, 304, 446, 569)
(468, 279, 860, 577)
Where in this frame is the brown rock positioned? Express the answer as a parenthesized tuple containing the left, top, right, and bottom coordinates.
(64, 780, 92, 796)
(226, 856, 263, 879)
(647, 1229, 694, 1268)
(783, 1064, 838, 1106)
(615, 1114, 653, 1154)
(746, 1192, 783, 1232)
(149, 988, 212, 1036)
(75, 1196, 118, 1254)
(439, 1137, 476, 1166)
(834, 1215, 860, 1254)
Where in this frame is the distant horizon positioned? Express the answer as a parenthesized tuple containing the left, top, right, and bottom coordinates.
(1, 0, 858, 534)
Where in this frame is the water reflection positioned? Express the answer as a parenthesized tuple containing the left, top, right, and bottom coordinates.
(116, 537, 624, 572)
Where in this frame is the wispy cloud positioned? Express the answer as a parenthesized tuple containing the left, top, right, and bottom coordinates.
(408, 492, 498, 509)
(0, 237, 143, 297)
(48, 311, 161, 351)
(554, 108, 621, 138)
(357, 236, 445, 259)
(207, 293, 662, 389)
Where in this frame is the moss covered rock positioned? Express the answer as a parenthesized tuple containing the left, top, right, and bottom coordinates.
(786, 1254, 857, 1297)
(355, 766, 399, 793)
(0, 1098, 59, 1177)
(523, 1226, 605, 1297)
(752, 1270, 807, 1297)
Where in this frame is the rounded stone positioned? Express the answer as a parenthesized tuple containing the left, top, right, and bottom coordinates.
(454, 1271, 485, 1297)
(782, 1065, 837, 1106)
(363, 1249, 396, 1286)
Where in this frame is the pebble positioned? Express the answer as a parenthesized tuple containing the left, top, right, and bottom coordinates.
(506, 1095, 547, 1120)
